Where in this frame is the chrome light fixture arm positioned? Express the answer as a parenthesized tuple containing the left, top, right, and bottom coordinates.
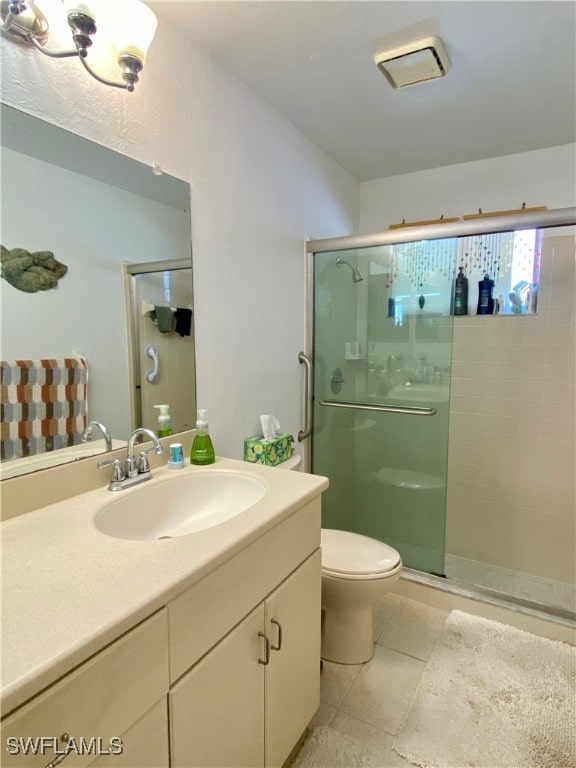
(79, 51, 142, 92)
(28, 33, 83, 59)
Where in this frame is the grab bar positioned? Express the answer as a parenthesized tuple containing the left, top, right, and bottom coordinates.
(320, 399, 436, 416)
(298, 351, 313, 441)
(145, 344, 159, 383)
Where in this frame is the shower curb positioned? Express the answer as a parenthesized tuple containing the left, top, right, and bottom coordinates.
(400, 567, 576, 629)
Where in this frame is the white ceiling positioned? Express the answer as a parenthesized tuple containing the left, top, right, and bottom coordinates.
(148, 1, 576, 182)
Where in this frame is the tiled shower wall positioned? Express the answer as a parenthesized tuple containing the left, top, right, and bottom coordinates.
(446, 235, 575, 610)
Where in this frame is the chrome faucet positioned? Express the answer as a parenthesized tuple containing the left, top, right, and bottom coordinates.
(126, 428, 163, 477)
(98, 428, 163, 492)
(82, 421, 113, 452)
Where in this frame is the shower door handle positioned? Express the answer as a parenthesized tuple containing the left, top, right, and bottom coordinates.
(297, 351, 313, 441)
(320, 399, 436, 416)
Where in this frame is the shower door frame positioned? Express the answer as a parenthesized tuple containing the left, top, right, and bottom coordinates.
(301, 206, 576, 622)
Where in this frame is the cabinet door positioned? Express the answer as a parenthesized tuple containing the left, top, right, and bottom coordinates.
(264, 549, 322, 767)
(169, 604, 265, 768)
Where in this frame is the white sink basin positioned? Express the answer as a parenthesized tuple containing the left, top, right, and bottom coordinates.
(94, 470, 266, 541)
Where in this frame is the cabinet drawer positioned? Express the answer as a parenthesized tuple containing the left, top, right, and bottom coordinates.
(2, 610, 169, 768)
(168, 498, 321, 682)
(88, 699, 169, 768)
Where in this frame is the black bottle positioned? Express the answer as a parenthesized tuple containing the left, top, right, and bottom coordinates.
(453, 266, 468, 315)
(477, 273, 495, 315)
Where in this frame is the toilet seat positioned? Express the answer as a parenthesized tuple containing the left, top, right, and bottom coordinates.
(321, 529, 401, 579)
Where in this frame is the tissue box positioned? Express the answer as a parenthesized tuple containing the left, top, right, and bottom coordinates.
(244, 433, 293, 466)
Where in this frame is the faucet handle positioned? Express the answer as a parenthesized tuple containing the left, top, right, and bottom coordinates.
(97, 458, 125, 482)
(125, 454, 139, 478)
(137, 444, 161, 474)
(138, 450, 151, 474)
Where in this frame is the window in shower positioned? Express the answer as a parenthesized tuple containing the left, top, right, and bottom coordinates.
(456, 228, 542, 315)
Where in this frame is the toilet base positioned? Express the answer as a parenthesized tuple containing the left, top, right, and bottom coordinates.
(321, 602, 376, 664)
(320, 563, 402, 665)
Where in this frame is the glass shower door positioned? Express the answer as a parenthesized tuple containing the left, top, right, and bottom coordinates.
(312, 239, 456, 575)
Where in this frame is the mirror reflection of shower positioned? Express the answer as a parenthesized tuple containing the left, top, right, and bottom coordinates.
(336, 257, 364, 283)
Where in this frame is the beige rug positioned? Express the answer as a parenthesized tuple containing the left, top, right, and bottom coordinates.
(393, 610, 576, 768)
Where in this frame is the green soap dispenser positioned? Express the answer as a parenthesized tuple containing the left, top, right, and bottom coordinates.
(154, 404, 173, 438)
(190, 408, 215, 465)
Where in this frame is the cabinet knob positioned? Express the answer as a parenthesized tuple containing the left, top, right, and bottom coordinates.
(257, 632, 270, 665)
(270, 618, 283, 652)
(45, 734, 71, 768)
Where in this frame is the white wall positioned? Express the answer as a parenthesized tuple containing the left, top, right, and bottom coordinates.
(360, 144, 575, 233)
(0, 9, 360, 459)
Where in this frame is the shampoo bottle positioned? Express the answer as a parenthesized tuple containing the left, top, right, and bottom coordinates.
(190, 409, 215, 465)
(154, 404, 173, 438)
(477, 274, 495, 315)
(453, 266, 468, 316)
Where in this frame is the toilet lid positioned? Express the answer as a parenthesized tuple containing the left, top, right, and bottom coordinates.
(321, 529, 401, 576)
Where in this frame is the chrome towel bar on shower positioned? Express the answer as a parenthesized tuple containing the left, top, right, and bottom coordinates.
(320, 399, 436, 416)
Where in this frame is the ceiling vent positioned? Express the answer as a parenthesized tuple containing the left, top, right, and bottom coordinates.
(374, 36, 450, 89)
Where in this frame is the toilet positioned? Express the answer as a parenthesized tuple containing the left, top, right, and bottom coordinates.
(320, 529, 402, 664)
(277, 454, 403, 665)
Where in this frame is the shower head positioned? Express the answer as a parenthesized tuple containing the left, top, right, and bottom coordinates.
(336, 257, 364, 283)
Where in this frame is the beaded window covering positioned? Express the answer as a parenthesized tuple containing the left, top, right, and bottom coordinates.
(1, 358, 88, 461)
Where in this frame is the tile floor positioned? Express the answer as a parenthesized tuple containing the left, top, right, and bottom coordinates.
(307, 593, 450, 767)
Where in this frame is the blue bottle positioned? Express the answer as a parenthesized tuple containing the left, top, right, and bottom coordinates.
(477, 274, 494, 315)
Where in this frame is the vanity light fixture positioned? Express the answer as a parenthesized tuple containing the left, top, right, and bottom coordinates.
(374, 36, 451, 89)
(0, 0, 157, 92)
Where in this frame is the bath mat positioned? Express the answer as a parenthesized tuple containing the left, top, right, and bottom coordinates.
(393, 610, 576, 768)
(291, 726, 385, 767)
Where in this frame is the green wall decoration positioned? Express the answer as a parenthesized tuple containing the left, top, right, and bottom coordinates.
(0, 245, 68, 293)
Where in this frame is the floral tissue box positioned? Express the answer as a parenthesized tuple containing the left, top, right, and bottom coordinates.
(243, 434, 293, 466)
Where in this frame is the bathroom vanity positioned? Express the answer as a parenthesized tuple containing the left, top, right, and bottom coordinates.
(0, 456, 328, 768)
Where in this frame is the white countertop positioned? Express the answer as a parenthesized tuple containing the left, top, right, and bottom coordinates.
(1, 457, 328, 715)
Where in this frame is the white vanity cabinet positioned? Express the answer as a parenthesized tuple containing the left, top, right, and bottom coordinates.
(1, 610, 170, 768)
(1, 481, 325, 768)
(167, 499, 322, 768)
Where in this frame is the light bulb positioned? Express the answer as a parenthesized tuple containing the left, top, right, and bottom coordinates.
(113, 0, 157, 65)
(62, 1, 97, 21)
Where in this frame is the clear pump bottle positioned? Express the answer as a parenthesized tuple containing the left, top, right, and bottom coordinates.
(190, 409, 215, 465)
(154, 404, 173, 438)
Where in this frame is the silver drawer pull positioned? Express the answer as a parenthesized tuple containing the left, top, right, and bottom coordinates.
(258, 632, 270, 665)
(270, 618, 283, 651)
(45, 734, 70, 768)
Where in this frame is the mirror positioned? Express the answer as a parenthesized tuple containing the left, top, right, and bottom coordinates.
(0, 104, 195, 479)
